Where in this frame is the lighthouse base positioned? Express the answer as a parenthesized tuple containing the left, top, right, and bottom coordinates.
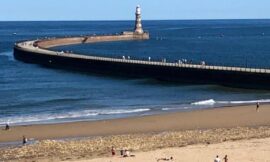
(122, 31, 150, 40)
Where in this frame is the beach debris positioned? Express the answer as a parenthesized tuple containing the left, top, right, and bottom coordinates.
(157, 156, 173, 161)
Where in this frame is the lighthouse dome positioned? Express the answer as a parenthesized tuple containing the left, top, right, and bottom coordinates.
(136, 5, 141, 14)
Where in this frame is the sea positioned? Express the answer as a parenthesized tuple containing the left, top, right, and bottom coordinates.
(1, 20, 270, 126)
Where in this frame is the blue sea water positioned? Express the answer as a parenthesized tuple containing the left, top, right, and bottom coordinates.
(1, 20, 270, 125)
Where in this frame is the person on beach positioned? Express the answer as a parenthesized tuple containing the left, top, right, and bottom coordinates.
(123, 149, 130, 157)
(22, 136, 27, 145)
(120, 148, 124, 156)
(111, 146, 116, 156)
(5, 123, 10, 130)
(256, 102, 260, 112)
(214, 155, 221, 162)
(223, 155, 228, 162)
(123, 149, 135, 158)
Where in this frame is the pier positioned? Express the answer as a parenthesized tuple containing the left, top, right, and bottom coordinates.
(15, 37, 270, 75)
(13, 6, 270, 90)
(13, 33, 270, 90)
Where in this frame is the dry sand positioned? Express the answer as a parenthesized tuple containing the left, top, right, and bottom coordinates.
(79, 137, 270, 162)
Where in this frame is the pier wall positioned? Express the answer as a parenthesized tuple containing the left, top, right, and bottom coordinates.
(13, 33, 270, 90)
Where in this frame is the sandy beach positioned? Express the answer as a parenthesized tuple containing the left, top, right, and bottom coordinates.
(0, 104, 270, 161)
(78, 137, 270, 162)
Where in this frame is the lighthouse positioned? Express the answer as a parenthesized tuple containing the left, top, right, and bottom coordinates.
(122, 5, 149, 39)
(134, 5, 144, 34)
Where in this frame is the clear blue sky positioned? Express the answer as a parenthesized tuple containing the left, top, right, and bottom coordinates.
(1, 0, 269, 21)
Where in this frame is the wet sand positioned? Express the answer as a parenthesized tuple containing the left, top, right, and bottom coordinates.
(0, 104, 270, 143)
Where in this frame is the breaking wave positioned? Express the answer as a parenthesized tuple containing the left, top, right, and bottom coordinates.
(162, 107, 189, 111)
(217, 99, 270, 104)
(0, 108, 150, 125)
(191, 99, 216, 105)
(191, 99, 270, 106)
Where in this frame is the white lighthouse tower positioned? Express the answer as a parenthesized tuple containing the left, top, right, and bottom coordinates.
(122, 5, 149, 39)
(134, 5, 144, 34)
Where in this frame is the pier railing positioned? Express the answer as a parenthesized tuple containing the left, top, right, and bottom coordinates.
(15, 37, 270, 75)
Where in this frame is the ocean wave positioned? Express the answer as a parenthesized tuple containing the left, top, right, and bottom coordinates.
(97, 109, 150, 115)
(0, 51, 14, 61)
(217, 99, 270, 104)
(191, 99, 270, 106)
(162, 108, 172, 111)
(162, 107, 189, 111)
(0, 108, 150, 125)
(191, 99, 216, 105)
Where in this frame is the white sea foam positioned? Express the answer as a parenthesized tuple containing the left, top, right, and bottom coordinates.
(192, 99, 270, 106)
(0, 108, 150, 125)
(162, 107, 189, 111)
(217, 99, 270, 104)
(162, 108, 172, 111)
(191, 99, 216, 105)
(96, 109, 150, 115)
(0, 51, 14, 61)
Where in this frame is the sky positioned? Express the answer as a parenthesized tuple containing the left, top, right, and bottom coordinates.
(0, 0, 269, 21)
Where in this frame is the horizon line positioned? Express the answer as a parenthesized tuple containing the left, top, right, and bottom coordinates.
(1, 18, 270, 22)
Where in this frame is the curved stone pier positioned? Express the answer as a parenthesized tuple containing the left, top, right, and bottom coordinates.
(13, 33, 270, 89)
